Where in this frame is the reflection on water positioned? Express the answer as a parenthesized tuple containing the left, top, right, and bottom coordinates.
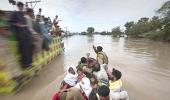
(87, 35, 94, 43)
(63, 35, 170, 100)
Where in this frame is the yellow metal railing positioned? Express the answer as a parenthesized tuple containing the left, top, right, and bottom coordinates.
(0, 37, 64, 94)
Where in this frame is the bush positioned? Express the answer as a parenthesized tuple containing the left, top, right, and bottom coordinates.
(143, 31, 164, 40)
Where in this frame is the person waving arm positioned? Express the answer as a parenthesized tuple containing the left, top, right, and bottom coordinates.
(93, 45, 98, 54)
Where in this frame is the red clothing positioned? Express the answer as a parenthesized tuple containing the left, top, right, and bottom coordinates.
(87, 58, 97, 68)
(60, 81, 72, 90)
(81, 91, 88, 100)
(52, 92, 60, 100)
(52, 91, 88, 100)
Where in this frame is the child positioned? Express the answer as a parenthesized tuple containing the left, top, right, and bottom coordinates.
(89, 74, 98, 90)
(77, 68, 85, 82)
(74, 77, 92, 100)
(88, 73, 98, 100)
(60, 66, 77, 90)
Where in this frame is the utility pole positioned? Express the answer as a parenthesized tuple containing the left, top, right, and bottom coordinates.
(25, 0, 41, 9)
(64, 27, 68, 36)
(8, 0, 41, 9)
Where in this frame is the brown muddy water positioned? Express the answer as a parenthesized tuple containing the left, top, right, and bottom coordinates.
(1, 35, 170, 100)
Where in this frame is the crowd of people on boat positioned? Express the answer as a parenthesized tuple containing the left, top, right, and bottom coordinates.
(0, 1, 63, 79)
(52, 45, 129, 100)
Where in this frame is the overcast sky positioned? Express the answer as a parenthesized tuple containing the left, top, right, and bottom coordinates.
(0, 0, 168, 32)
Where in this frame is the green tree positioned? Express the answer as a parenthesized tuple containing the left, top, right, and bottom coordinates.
(123, 0, 170, 41)
(81, 32, 86, 35)
(87, 27, 95, 34)
(157, 1, 170, 18)
(124, 19, 150, 37)
(124, 21, 134, 29)
(124, 21, 135, 35)
(137, 17, 149, 24)
(150, 16, 162, 30)
(158, 1, 170, 41)
(100, 31, 107, 35)
(125, 17, 154, 37)
(111, 27, 122, 37)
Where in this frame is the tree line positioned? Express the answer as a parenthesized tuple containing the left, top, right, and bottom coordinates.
(124, 0, 170, 41)
(82, 1, 170, 41)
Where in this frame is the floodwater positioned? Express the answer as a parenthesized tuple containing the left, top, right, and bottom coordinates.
(1, 35, 170, 100)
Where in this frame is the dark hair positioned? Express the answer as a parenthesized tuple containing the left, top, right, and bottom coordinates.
(89, 74, 98, 86)
(17, 2, 24, 7)
(98, 85, 110, 97)
(92, 63, 100, 72)
(68, 67, 73, 71)
(89, 90, 98, 100)
(89, 73, 96, 79)
(97, 46, 103, 52)
(44, 18, 48, 22)
(112, 68, 122, 80)
(81, 57, 87, 63)
(54, 22, 58, 25)
(84, 72, 91, 79)
(77, 68, 83, 72)
(26, 8, 33, 13)
(0, 10, 5, 15)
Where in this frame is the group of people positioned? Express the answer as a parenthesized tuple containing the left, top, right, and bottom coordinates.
(52, 45, 129, 100)
(0, 1, 63, 79)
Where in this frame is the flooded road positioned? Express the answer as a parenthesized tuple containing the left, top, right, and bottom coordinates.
(64, 35, 170, 100)
(1, 35, 170, 100)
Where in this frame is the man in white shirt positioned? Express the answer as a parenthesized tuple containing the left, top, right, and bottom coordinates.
(92, 63, 108, 81)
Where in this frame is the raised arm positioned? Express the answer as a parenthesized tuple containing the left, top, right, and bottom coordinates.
(93, 45, 98, 53)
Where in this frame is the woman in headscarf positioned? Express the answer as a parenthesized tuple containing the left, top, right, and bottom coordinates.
(74, 77, 92, 100)
(52, 77, 92, 100)
(60, 66, 77, 90)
